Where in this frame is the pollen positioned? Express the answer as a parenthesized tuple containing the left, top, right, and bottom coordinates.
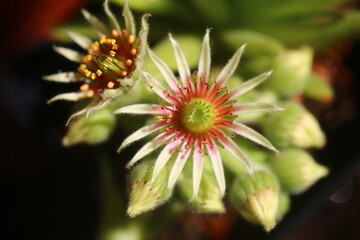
(86, 90, 94, 98)
(126, 59, 133, 66)
(107, 81, 115, 89)
(130, 48, 137, 55)
(128, 35, 135, 44)
(111, 29, 119, 38)
(80, 84, 89, 91)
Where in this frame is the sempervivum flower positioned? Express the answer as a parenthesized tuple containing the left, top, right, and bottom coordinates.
(44, 0, 148, 117)
(115, 30, 282, 197)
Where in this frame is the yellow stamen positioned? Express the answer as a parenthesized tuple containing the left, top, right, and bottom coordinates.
(125, 59, 132, 66)
(109, 51, 116, 57)
(103, 64, 108, 69)
(80, 84, 89, 91)
(100, 34, 107, 44)
(107, 81, 115, 89)
(128, 35, 135, 44)
(86, 90, 94, 98)
(121, 70, 127, 76)
(91, 73, 96, 80)
(130, 48, 137, 55)
(96, 69, 102, 76)
(106, 57, 113, 63)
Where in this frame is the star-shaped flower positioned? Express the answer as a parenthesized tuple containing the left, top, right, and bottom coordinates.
(115, 30, 282, 197)
(44, 0, 149, 120)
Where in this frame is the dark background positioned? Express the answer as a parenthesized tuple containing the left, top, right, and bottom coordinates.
(1, 0, 360, 239)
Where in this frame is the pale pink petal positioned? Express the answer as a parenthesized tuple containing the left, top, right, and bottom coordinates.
(142, 72, 179, 105)
(114, 104, 166, 115)
(103, 0, 121, 34)
(192, 139, 204, 198)
(168, 143, 191, 188)
(68, 31, 92, 50)
(43, 72, 81, 83)
(152, 135, 183, 182)
(229, 71, 272, 98)
(148, 49, 179, 92)
(126, 132, 175, 168)
(81, 9, 110, 36)
(169, 33, 191, 86)
(123, 0, 136, 35)
(233, 102, 284, 114)
(222, 122, 278, 153)
(198, 29, 211, 82)
(53, 46, 84, 63)
(206, 137, 226, 196)
(117, 121, 166, 152)
(217, 135, 253, 174)
(216, 44, 245, 86)
(47, 91, 86, 104)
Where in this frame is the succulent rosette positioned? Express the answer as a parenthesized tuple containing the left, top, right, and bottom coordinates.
(115, 30, 283, 197)
(44, 0, 149, 120)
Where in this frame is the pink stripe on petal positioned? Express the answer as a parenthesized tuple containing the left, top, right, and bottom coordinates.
(168, 142, 192, 188)
(217, 135, 253, 174)
(126, 131, 175, 168)
(142, 71, 179, 105)
(206, 138, 226, 196)
(152, 135, 183, 182)
(114, 104, 166, 115)
(220, 122, 278, 152)
(117, 121, 166, 152)
(192, 138, 204, 198)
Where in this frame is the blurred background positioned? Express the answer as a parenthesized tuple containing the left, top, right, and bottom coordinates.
(1, 0, 360, 239)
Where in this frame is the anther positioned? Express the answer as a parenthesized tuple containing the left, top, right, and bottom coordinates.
(112, 29, 119, 38)
(106, 57, 113, 63)
(103, 64, 108, 69)
(80, 84, 89, 91)
(96, 69, 102, 76)
(109, 51, 116, 57)
(107, 81, 115, 89)
(128, 35, 135, 44)
(121, 70, 127, 76)
(91, 73, 96, 80)
(121, 29, 128, 38)
(130, 48, 137, 55)
(86, 90, 94, 98)
(125, 59, 132, 66)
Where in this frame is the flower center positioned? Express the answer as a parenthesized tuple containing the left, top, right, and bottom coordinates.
(78, 29, 137, 98)
(180, 98, 216, 134)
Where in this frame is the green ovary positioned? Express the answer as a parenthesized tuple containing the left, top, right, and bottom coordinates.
(180, 98, 216, 134)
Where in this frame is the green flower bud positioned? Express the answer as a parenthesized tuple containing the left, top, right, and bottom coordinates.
(304, 74, 334, 103)
(269, 148, 329, 194)
(263, 101, 326, 149)
(230, 169, 280, 232)
(62, 108, 116, 146)
(267, 46, 313, 96)
(127, 159, 173, 217)
(276, 190, 290, 221)
(177, 158, 225, 213)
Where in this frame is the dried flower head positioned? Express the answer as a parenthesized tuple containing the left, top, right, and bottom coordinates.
(44, 0, 149, 118)
(115, 30, 282, 197)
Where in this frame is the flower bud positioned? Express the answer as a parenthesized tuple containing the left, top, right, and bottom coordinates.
(267, 46, 313, 96)
(177, 158, 225, 213)
(230, 169, 280, 232)
(304, 74, 334, 103)
(276, 190, 290, 221)
(269, 148, 329, 194)
(262, 101, 326, 149)
(62, 108, 116, 146)
(127, 159, 173, 217)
